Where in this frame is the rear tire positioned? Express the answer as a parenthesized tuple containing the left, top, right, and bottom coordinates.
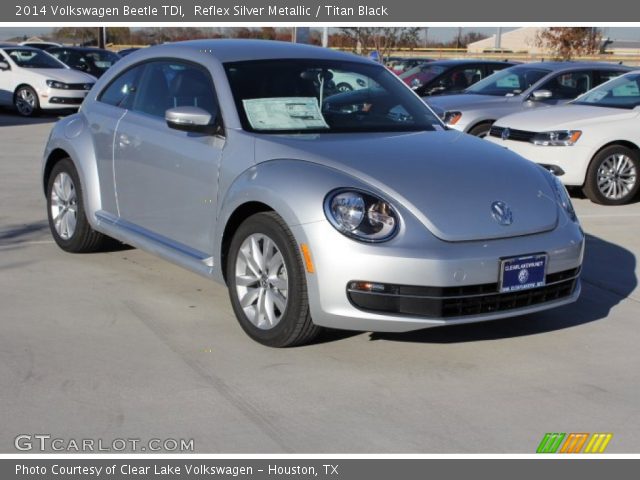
(583, 145, 640, 205)
(46, 158, 112, 253)
(468, 122, 493, 138)
(226, 212, 322, 347)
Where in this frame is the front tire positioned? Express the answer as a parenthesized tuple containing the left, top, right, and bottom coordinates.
(227, 212, 321, 347)
(583, 145, 640, 205)
(14, 85, 40, 117)
(46, 158, 111, 252)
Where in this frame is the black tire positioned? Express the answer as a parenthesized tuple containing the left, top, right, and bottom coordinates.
(336, 82, 353, 93)
(583, 145, 640, 205)
(468, 122, 493, 138)
(46, 158, 111, 253)
(226, 212, 322, 347)
(14, 85, 40, 117)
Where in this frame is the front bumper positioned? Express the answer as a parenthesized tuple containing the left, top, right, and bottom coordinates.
(486, 136, 592, 186)
(37, 86, 90, 110)
(292, 219, 584, 332)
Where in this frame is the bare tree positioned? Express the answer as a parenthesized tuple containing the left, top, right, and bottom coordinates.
(536, 27, 602, 60)
(339, 27, 421, 59)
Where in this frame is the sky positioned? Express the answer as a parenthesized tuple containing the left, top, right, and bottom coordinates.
(2, 26, 640, 42)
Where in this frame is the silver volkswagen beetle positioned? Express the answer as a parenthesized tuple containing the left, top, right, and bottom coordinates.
(42, 40, 584, 347)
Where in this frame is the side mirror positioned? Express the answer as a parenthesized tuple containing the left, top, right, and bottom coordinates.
(531, 89, 553, 100)
(165, 106, 218, 134)
(0, 61, 10, 71)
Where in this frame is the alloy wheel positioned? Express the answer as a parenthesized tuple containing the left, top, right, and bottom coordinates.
(50, 172, 78, 240)
(597, 153, 637, 201)
(234, 233, 289, 330)
(15, 88, 36, 116)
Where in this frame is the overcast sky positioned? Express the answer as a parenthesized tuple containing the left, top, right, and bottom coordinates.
(2, 26, 639, 42)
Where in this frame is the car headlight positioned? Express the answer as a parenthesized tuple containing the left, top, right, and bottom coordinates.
(324, 189, 399, 242)
(46, 80, 69, 89)
(531, 130, 582, 146)
(443, 111, 462, 125)
(550, 173, 577, 222)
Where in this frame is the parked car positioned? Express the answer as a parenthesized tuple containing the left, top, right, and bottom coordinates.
(0, 44, 95, 116)
(428, 62, 632, 137)
(19, 41, 61, 50)
(401, 59, 518, 97)
(388, 57, 433, 75)
(47, 47, 121, 78)
(42, 40, 584, 347)
(488, 71, 640, 205)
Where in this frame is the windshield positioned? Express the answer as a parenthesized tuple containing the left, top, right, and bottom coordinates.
(4, 48, 65, 69)
(466, 65, 550, 96)
(224, 59, 444, 134)
(573, 73, 640, 109)
(83, 50, 119, 70)
(400, 64, 447, 84)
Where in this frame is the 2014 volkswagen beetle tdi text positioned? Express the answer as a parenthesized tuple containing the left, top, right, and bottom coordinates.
(42, 40, 584, 347)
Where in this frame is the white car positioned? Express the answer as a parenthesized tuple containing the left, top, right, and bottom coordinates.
(0, 44, 95, 117)
(487, 71, 640, 205)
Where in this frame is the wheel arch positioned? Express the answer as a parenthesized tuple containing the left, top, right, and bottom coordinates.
(466, 119, 495, 134)
(43, 148, 71, 194)
(220, 201, 274, 283)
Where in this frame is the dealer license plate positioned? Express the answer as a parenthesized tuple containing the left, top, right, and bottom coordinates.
(499, 254, 547, 293)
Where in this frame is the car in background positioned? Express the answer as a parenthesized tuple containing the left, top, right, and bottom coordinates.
(0, 44, 95, 116)
(388, 57, 433, 75)
(428, 62, 632, 137)
(19, 41, 61, 50)
(488, 71, 640, 205)
(401, 59, 518, 97)
(42, 39, 583, 347)
(47, 47, 121, 78)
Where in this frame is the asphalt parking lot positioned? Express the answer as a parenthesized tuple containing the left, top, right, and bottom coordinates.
(1, 109, 639, 453)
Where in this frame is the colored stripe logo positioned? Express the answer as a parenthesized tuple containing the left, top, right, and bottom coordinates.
(537, 433, 613, 453)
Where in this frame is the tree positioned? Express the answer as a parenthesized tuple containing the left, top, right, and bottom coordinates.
(536, 27, 601, 60)
(339, 27, 421, 59)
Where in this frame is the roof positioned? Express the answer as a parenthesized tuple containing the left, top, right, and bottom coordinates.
(148, 39, 372, 64)
(0, 43, 38, 50)
(512, 61, 632, 71)
(427, 59, 516, 66)
(47, 46, 111, 52)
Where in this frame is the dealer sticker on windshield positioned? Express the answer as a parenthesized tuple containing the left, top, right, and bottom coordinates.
(499, 254, 547, 293)
(243, 97, 329, 131)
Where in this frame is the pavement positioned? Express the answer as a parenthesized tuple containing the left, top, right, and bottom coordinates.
(1, 109, 639, 453)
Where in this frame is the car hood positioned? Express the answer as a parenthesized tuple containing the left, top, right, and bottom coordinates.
(427, 93, 512, 111)
(254, 130, 559, 242)
(33, 68, 96, 83)
(495, 104, 640, 130)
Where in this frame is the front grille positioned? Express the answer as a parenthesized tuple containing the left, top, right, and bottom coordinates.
(65, 83, 93, 91)
(489, 126, 537, 143)
(50, 97, 83, 105)
(347, 268, 580, 319)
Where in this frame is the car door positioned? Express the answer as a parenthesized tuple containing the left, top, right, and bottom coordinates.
(113, 59, 222, 256)
(87, 63, 145, 216)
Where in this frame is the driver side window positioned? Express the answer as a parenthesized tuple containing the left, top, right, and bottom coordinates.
(539, 71, 593, 100)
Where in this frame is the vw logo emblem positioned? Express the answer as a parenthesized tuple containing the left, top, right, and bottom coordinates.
(501, 128, 511, 140)
(491, 200, 513, 226)
(518, 268, 529, 284)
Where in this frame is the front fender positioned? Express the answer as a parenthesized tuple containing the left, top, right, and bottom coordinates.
(214, 159, 378, 271)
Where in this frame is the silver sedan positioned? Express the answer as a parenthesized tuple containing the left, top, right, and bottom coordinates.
(42, 40, 584, 347)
